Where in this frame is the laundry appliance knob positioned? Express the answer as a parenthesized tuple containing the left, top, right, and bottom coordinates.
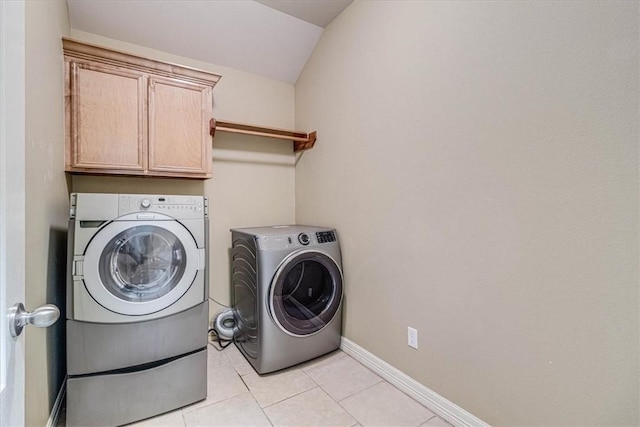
(298, 233, 310, 245)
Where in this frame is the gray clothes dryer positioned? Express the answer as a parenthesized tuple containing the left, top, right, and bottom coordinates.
(231, 225, 343, 374)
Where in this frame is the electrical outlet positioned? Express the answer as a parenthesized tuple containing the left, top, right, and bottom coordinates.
(408, 327, 418, 349)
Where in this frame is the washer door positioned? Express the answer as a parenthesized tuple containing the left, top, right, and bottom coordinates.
(82, 220, 200, 316)
(269, 250, 343, 336)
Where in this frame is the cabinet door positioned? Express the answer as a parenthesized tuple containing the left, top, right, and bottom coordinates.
(67, 61, 147, 172)
(148, 76, 212, 178)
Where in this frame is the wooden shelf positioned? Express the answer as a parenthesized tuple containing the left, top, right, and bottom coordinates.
(209, 119, 316, 152)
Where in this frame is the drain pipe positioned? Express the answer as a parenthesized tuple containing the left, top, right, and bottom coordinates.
(213, 309, 238, 340)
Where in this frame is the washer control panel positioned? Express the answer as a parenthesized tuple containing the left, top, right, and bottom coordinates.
(118, 195, 208, 219)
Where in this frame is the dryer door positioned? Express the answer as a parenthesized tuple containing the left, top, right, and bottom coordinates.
(269, 250, 343, 336)
(82, 220, 201, 316)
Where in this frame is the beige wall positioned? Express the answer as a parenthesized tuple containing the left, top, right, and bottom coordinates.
(295, 1, 639, 425)
(68, 31, 296, 313)
(24, 1, 70, 426)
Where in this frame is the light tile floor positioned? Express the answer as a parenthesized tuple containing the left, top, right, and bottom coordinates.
(62, 343, 454, 427)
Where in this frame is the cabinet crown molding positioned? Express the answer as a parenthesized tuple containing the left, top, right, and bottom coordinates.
(62, 37, 221, 87)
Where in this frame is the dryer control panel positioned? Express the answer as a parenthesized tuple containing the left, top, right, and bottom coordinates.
(316, 231, 336, 243)
(256, 230, 338, 251)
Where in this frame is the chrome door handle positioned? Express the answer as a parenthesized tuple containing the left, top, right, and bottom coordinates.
(8, 302, 60, 338)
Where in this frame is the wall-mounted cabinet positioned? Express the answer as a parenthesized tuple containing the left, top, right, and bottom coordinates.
(63, 38, 221, 179)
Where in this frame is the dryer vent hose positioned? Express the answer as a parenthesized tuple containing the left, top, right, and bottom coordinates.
(213, 309, 238, 340)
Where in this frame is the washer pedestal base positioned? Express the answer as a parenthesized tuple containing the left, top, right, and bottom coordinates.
(66, 348, 206, 427)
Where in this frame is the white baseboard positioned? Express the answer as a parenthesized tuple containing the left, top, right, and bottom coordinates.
(340, 337, 490, 427)
(46, 378, 66, 427)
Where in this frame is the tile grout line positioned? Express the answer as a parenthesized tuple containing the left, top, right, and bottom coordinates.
(424, 414, 438, 424)
(260, 384, 323, 410)
(183, 367, 250, 417)
(333, 379, 387, 426)
(245, 368, 319, 410)
(201, 347, 437, 427)
(236, 371, 276, 427)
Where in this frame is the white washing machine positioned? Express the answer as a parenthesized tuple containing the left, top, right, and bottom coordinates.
(231, 225, 343, 374)
(66, 193, 209, 426)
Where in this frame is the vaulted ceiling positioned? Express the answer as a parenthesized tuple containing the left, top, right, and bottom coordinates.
(66, 0, 354, 84)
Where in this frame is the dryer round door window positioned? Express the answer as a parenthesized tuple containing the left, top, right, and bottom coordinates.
(269, 250, 343, 337)
(82, 220, 201, 316)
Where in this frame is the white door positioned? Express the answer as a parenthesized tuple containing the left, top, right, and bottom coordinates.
(0, 1, 26, 426)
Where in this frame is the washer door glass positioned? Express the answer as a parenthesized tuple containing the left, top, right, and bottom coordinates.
(99, 225, 186, 302)
(270, 250, 343, 336)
